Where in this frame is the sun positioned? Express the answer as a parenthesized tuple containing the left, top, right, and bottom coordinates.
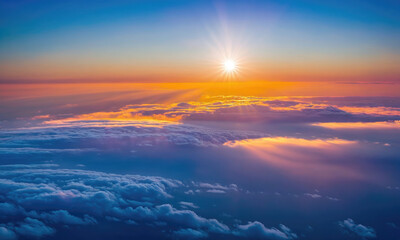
(219, 59, 240, 79)
(223, 59, 237, 73)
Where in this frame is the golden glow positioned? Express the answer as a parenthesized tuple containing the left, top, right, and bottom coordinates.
(224, 137, 362, 181)
(224, 137, 356, 148)
(41, 119, 177, 129)
(14, 86, 400, 126)
(313, 121, 400, 129)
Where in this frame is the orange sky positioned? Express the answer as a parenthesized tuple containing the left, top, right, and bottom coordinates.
(1, 82, 399, 104)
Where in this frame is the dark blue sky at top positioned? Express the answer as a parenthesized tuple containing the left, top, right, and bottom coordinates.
(1, 0, 399, 38)
(1, 0, 399, 50)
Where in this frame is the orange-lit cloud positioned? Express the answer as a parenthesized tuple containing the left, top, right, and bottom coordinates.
(31, 114, 51, 120)
(339, 107, 400, 116)
(224, 137, 356, 148)
(42, 119, 177, 129)
(312, 121, 400, 129)
(224, 137, 368, 181)
(30, 95, 400, 127)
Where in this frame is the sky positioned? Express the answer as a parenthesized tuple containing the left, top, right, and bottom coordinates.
(1, 1, 400, 240)
(0, 0, 399, 83)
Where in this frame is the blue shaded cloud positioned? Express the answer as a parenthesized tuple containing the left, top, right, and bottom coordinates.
(339, 218, 376, 239)
(233, 221, 297, 240)
(0, 226, 17, 240)
(29, 210, 97, 225)
(1, 218, 55, 239)
(172, 228, 208, 239)
(0, 164, 296, 239)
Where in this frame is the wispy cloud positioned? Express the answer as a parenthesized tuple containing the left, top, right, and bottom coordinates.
(224, 137, 367, 181)
(29, 96, 400, 125)
(313, 121, 400, 129)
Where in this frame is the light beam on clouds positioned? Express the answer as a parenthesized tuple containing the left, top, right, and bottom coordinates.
(224, 137, 365, 181)
(313, 121, 400, 129)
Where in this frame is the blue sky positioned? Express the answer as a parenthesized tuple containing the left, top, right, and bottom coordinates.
(0, 0, 399, 82)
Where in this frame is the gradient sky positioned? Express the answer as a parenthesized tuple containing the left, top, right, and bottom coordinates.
(0, 0, 399, 82)
(1, 2, 400, 240)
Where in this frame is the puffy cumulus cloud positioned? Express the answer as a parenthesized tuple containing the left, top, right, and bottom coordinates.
(0, 119, 265, 151)
(172, 228, 208, 239)
(339, 218, 376, 239)
(107, 204, 230, 234)
(0, 164, 294, 239)
(0, 169, 181, 210)
(29, 210, 97, 225)
(102, 204, 230, 234)
(193, 182, 239, 194)
(0, 202, 23, 216)
(154, 204, 230, 234)
(233, 221, 297, 240)
(15, 218, 55, 238)
(0, 226, 17, 240)
(1, 218, 55, 239)
(0, 165, 181, 238)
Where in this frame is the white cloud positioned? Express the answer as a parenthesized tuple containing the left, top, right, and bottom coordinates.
(179, 201, 199, 209)
(304, 193, 322, 199)
(339, 218, 376, 239)
(234, 221, 297, 240)
(172, 228, 208, 239)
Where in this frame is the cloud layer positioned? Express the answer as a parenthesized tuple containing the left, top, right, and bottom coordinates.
(39, 96, 400, 124)
(0, 164, 296, 240)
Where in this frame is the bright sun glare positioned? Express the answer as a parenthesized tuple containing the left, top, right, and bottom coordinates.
(223, 59, 237, 73)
